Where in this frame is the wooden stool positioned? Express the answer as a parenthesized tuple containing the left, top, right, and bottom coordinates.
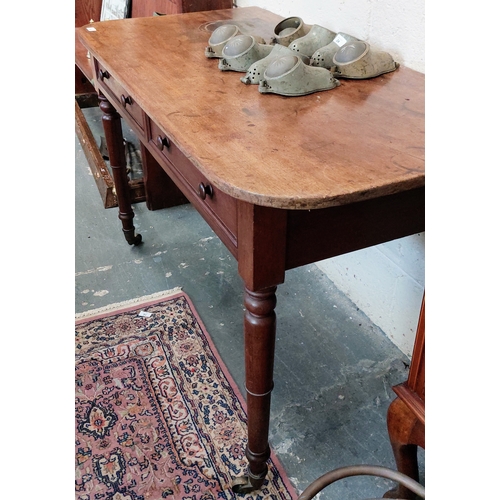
(384, 296, 425, 499)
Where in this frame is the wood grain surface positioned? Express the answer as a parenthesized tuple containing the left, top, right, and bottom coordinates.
(78, 7, 424, 209)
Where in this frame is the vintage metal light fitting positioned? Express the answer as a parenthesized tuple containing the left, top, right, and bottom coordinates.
(289, 25, 337, 58)
(205, 24, 241, 58)
(219, 35, 273, 72)
(258, 55, 340, 97)
(241, 44, 309, 85)
(332, 41, 399, 79)
(310, 32, 360, 69)
(204, 16, 399, 96)
(271, 17, 311, 46)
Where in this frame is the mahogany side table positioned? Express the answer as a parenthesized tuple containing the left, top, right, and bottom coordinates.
(77, 8, 425, 493)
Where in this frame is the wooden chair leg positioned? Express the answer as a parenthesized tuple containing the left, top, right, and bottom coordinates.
(384, 397, 424, 499)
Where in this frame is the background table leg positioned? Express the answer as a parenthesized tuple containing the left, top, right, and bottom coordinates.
(98, 94, 142, 245)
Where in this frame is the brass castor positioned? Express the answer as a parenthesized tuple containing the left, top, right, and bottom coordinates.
(231, 470, 267, 494)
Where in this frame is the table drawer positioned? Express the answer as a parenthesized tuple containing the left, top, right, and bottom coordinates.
(95, 61, 145, 136)
(148, 119, 238, 243)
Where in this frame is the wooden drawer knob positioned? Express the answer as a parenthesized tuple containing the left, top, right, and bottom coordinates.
(156, 135, 170, 150)
(99, 69, 110, 80)
(198, 182, 213, 200)
(121, 94, 132, 107)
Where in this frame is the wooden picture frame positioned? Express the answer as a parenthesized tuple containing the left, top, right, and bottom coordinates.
(100, 0, 130, 21)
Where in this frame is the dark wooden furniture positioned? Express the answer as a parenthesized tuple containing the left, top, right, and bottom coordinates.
(77, 7, 425, 493)
(384, 296, 425, 499)
(75, 0, 232, 209)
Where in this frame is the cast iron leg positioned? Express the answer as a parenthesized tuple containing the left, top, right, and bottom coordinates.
(231, 286, 277, 493)
(98, 94, 142, 245)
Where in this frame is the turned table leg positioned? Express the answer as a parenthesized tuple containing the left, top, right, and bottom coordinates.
(98, 94, 142, 245)
(230, 202, 287, 493)
(231, 285, 277, 493)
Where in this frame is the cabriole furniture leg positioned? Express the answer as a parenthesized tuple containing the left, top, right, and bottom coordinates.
(383, 398, 425, 499)
(384, 296, 425, 499)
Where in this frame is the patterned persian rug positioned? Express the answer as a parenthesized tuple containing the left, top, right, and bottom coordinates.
(75, 291, 297, 500)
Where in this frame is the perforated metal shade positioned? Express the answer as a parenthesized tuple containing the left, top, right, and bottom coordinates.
(205, 24, 241, 58)
(310, 32, 360, 69)
(219, 35, 273, 72)
(289, 25, 337, 58)
(271, 16, 311, 46)
(332, 41, 399, 79)
(241, 44, 309, 85)
(258, 55, 340, 96)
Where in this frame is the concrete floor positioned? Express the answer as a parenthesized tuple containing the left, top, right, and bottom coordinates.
(75, 107, 424, 499)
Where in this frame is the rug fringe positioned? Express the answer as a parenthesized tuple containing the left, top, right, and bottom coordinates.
(75, 287, 183, 320)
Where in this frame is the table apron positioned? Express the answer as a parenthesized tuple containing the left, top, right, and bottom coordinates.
(284, 187, 425, 270)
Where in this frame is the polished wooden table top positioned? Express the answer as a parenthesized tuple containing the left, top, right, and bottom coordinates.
(77, 7, 424, 211)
